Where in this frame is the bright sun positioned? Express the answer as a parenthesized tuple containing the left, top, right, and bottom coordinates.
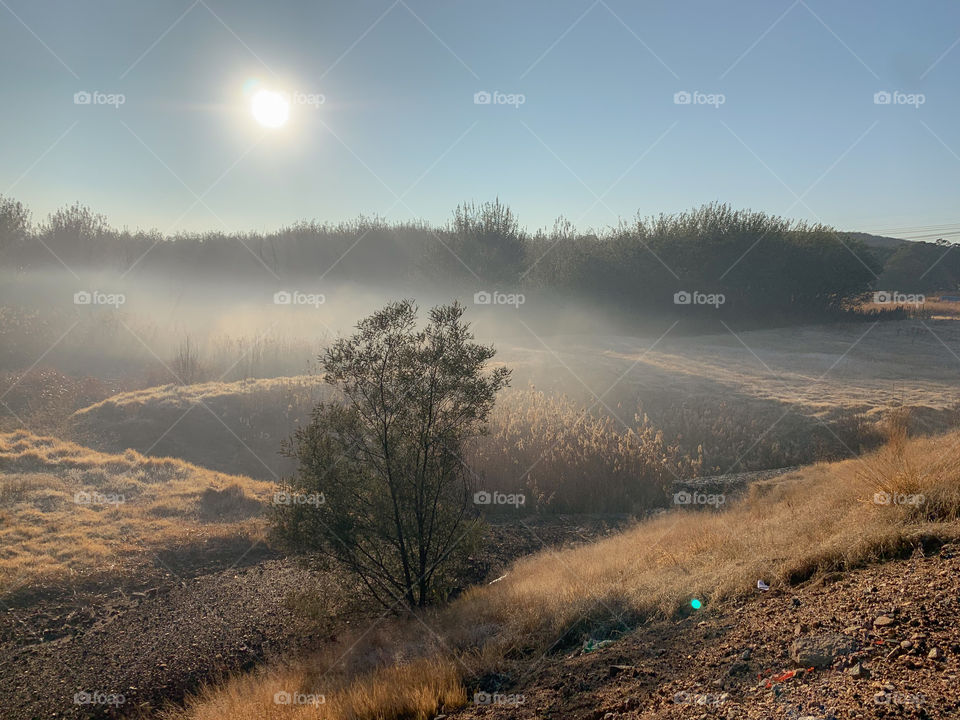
(250, 89, 289, 129)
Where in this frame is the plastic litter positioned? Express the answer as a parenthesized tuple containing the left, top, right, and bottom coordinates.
(757, 579, 770, 591)
(582, 638, 614, 653)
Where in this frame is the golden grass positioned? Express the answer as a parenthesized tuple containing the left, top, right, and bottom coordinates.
(0, 430, 275, 590)
(469, 387, 700, 512)
(73, 375, 324, 416)
(170, 422, 960, 720)
(169, 657, 465, 720)
(924, 299, 960, 318)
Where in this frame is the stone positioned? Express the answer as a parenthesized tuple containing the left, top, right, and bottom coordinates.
(847, 662, 870, 679)
(874, 615, 895, 628)
(789, 634, 857, 669)
(928, 647, 942, 660)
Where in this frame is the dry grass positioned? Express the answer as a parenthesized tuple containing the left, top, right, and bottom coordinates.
(860, 298, 960, 320)
(0, 430, 275, 590)
(170, 422, 960, 720)
(73, 375, 325, 416)
(70, 375, 330, 480)
(923, 298, 960, 319)
(169, 657, 465, 720)
(469, 387, 700, 512)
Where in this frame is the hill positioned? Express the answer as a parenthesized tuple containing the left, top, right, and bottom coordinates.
(0, 430, 274, 592)
(71, 375, 329, 481)
(166, 420, 960, 720)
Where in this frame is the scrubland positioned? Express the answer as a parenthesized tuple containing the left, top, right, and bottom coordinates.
(0, 430, 272, 590)
(167, 416, 960, 720)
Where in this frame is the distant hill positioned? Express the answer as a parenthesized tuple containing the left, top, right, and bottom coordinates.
(844, 232, 908, 250)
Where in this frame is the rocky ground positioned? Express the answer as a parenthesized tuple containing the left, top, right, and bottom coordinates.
(7, 518, 957, 720)
(0, 515, 627, 720)
(453, 542, 960, 720)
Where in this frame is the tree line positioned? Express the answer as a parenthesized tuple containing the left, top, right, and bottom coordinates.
(3, 195, 935, 323)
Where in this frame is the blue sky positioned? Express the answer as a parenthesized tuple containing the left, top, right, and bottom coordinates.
(1, 0, 958, 236)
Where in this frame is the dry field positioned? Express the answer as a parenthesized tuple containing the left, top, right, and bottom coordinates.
(71, 375, 329, 480)
(500, 318, 960, 426)
(168, 417, 960, 720)
(0, 431, 274, 592)
(65, 318, 960, 495)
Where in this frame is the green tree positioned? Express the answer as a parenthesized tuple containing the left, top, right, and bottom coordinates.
(273, 301, 510, 609)
(0, 196, 29, 260)
(435, 198, 526, 284)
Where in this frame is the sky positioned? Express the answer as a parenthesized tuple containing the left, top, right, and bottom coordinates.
(1, 0, 958, 237)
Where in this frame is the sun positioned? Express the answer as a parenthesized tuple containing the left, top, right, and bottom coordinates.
(250, 89, 289, 129)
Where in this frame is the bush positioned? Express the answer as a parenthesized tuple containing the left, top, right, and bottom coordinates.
(468, 388, 700, 513)
(273, 301, 510, 609)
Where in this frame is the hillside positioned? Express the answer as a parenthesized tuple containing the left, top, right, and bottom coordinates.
(0, 430, 274, 592)
(165, 422, 960, 720)
(68, 319, 960, 490)
(71, 376, 329, 480)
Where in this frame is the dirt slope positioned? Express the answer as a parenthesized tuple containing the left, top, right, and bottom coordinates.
(452, 543, 960, 720)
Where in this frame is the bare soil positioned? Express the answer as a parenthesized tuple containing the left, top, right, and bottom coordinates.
(452, 542, 960, 720)
(0, 516, 628, 719)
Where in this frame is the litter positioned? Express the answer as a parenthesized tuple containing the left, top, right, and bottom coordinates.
(582, 638, 614, 653)
(757, 580, 770, 591)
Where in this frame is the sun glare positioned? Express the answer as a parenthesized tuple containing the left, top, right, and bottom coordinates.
(250, 89, 289, 129)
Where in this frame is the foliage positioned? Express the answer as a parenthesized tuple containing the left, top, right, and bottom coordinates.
(273, 301, 511, 608)
(468, 388, 700, 513)
(0, 197, 895, 326)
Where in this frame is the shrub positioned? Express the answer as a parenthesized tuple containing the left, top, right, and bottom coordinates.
(468, 388, 700, 513)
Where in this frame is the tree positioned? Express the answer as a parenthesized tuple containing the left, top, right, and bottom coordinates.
(273, 301, 511, 609)
(0, 195, 29, 260)
(434, 199, 526, 284)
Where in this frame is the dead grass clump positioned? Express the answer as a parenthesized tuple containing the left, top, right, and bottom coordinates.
(172, 657, 465, 720)
(470, 388, 700, 512)
(857, 409, 960, 522)
(199, 484, 263, 521)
